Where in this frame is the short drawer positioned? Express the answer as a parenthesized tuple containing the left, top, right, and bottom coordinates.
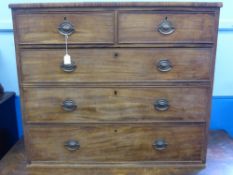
(20, 48, 211, 83)
(24, 87, 209, 123)
(28, 124, 204, 162)
(15, 12, 114, 44)
(119, 12, 216, 43)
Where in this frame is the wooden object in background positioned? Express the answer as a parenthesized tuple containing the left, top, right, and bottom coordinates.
(9, 2, 222, 175)
(0, 84, 4, 98)
(0, 92, 18, 159)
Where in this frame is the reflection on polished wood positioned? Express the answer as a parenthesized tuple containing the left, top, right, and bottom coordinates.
(1, 130, 232, 175)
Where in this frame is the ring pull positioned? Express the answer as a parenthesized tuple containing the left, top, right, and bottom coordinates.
(154, 99, 169, 111)
(158, 16, 175, 35)
(64, 140, 80, 151)
(157, 59, 172, 72)
(58, 17, 75, 36)
(60, 61, 77, 73)
(153, 139, 168, 151)
(61, 99, 77, 112)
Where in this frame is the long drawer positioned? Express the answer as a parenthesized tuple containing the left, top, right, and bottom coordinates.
(20, 48, 211, 83)
(119, 11, 216, 44)
(23, 87, 209, 123)
(28, 124, 204, 162)
(27, 166, 206, 175)
(15, 12, 114, 44)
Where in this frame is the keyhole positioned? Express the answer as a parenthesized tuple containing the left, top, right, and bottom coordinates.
(113, 52, 119, 58)
(165, 16, 168, 20)
(114, 129, 118, 133)
(64, 16, 67, 20)
(114, 90, 118, 96)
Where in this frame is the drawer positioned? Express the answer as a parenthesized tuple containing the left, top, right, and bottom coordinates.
(27, 166, 205, 175)
(119, 12, 216, 44)
(20, 48, 211, 83)
(15, 12, 114, 44)
(28, 124, 204, 162)
(24, 87, 209, 123)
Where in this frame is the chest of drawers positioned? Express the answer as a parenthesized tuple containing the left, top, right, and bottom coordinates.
(10, 2, 222, 175)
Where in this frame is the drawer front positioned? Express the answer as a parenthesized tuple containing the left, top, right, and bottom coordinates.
(20, 48, 211, 83)
(15, 12, 114, 44)
(28, 124, 204, 162)
(119, 12, 216, 43)
(27, 166, 205, 175)
(24, 87, 209, 123)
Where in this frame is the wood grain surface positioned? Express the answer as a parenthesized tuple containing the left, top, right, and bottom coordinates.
(20, 48, 212, 83)
(119, 12, 216, 44)
(9, 2, 223, 9)
(23, 87, 209, 123)
(9, 2, 221, 174)
(28, 124, 204, 162)
(2, 131, 233, 175)
(15, 12, 114, 44)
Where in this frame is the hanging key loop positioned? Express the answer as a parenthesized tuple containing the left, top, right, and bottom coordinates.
(65, 34, 68, 55)
(60, 34, 77, 72)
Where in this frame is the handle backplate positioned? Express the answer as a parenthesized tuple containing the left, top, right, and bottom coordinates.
(158, 17, 175, 35)
(154, 99, 169, 111)
(58, 19, 75, 36)
(153, 139, 168, 151)
(64, 140, 80, 151)
(60, 61, 77, 73)
(62, 99, 77, 112)
(157, 59, 172, 72)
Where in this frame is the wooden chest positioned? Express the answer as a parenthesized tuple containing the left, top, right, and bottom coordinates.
(9, 2, 222, 175)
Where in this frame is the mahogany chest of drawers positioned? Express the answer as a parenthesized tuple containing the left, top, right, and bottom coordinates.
(10, 2, 222, 175)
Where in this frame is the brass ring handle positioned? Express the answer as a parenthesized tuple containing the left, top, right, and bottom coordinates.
(62, 99, 77, 112)
(60, 61, 77, 73)
(158, 16, 175, 35)
(58, 18, 75, 36)
(154, 99, 169, 111)
(153, 139, 168, 151)
(157, 59, 172, 72)
(64, 140, 80, 151)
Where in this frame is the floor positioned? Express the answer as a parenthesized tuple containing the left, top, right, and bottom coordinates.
(0, 130, 233, 175)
